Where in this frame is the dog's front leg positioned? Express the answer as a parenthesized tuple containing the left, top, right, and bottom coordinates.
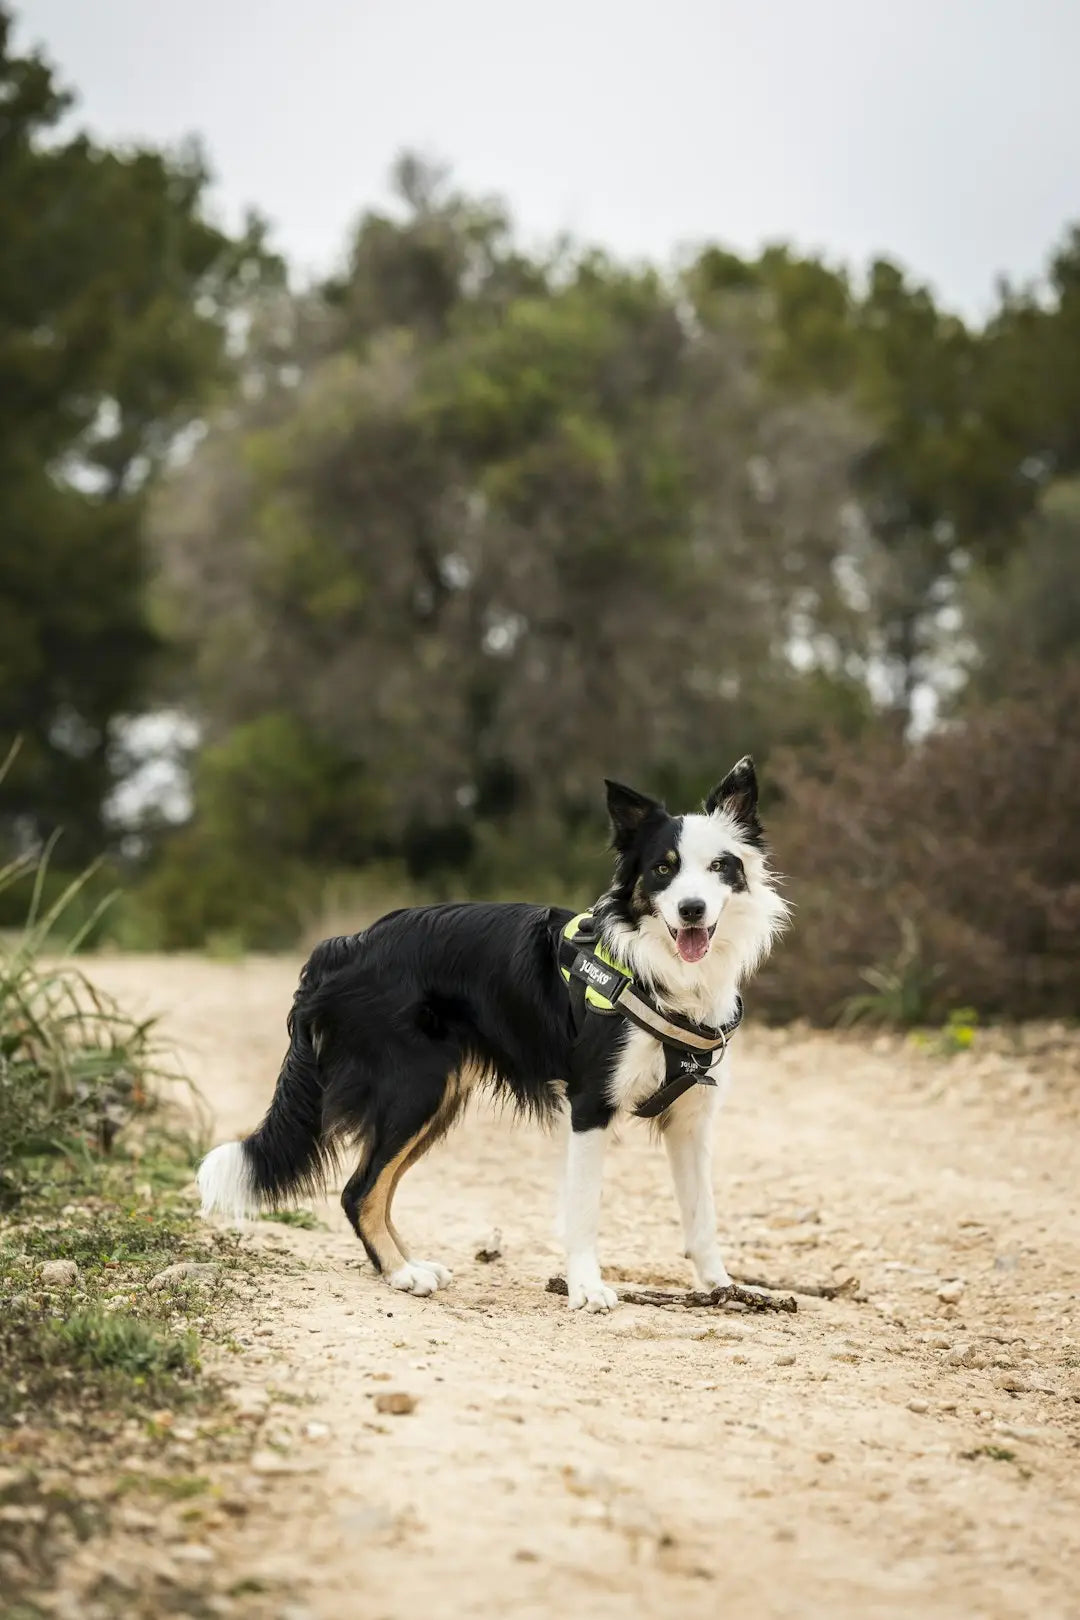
(663, 1085, 731, 1290)
(562, 1123, 618, 1312)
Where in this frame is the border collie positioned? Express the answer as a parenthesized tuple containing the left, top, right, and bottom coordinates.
(198, 757, 788, 1311)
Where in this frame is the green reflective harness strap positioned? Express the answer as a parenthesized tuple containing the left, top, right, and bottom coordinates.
(558, 912, 629, 1012)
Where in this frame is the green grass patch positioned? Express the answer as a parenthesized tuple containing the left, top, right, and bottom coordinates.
(41, 1307, 197, 1378)
(2, 1200, 214, 1422)
(115, 1472, 212, 1501)
(0, 793, 278, 1615)
(259, 1206, 326, 1230)
(0, 781, 177, 1205)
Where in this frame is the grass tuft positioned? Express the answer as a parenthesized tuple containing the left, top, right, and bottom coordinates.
(0, 748, 165, 1201)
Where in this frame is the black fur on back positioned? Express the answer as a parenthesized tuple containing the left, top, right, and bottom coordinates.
(304, 904, 576, 1128)
(238, 903, 628, 1205)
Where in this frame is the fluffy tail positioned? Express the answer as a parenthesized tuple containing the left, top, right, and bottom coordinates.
(197, 934, 362, 1220)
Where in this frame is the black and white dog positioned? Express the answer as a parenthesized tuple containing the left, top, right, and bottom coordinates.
(198, 758, 788, 1311)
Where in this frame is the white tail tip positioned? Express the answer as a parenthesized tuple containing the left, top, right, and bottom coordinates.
(197, 1141, 260, 1221)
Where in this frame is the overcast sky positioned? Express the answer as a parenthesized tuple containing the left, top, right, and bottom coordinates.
(18, 0, 1080, 318)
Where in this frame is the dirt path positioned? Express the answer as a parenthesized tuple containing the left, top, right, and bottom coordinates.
(89, 956, 1080, 1620)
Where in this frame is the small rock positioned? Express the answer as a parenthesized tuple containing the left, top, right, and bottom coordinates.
(228, 1386, 269, 1418)
(816, 1450, 835, 1464)
(118, 1506, 157, 1532)
(148, 1262, 218, 1293)
(996, 1423, 1042, 1441)
(336, 1504, 394, 1538)
(945, 1343, 982, 1368)
(250, 1450, 318, 1475)
(562, 1466, 616, 1499)
(937, 1280, 965, 1305)
(475, 1228, 503, 1263)
(303, 1421, 330, 1441)
(171, 1543, 214, 1565)
(995, 1372, 1031, 1393)
(907, 1399, 930, 1414)
(41, 1259, 79, 1288)
(770, 1207, 819, 1228)
(373, 1391, 417, 1416)
(0, 1504, 47, 1525)
(775, 1353, 796, 1367)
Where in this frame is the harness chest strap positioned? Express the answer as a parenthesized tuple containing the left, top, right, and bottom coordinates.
(557, 912, 744, 1118)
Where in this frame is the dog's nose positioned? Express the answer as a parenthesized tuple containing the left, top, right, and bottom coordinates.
(677, 898, 706, 925)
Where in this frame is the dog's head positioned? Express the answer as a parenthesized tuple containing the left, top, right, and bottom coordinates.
(598, 758, 788, 989)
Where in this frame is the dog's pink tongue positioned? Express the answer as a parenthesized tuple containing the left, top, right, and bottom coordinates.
(676, 926, 709, 963)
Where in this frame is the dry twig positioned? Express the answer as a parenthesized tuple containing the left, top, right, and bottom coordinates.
(733, 1271, 861, 1301)
(545, 1276, 798, 1314)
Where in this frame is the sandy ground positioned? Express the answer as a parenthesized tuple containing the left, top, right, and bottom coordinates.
(87, 955, 1080, 1620)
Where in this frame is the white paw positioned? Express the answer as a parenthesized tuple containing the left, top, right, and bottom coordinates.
(389, 1260, 451, 1296)
(567, 1278, 619, 1313)
(695, 1256, 732, 1291)
(413, 1259, 452, 1288)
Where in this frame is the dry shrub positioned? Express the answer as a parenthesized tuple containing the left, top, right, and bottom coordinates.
(756, 666, 1080, 1023)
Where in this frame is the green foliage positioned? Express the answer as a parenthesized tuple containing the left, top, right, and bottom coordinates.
(39, 1309, 198, 1381)
(0, 862, 160, 1196)
(0, 1157, 248, 1422)
(0, 745, 165, 1194)
(0, 6, 279, 861)
(6, 3, 1080, 1002)
(260, 1207, 326, 1230)
(839, 917, 944, 1029)
(965, 479, 1080, 698)
(938, 1008, 978, 1054)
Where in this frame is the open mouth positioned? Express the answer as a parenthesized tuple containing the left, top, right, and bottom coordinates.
(667, 922, 716, 963)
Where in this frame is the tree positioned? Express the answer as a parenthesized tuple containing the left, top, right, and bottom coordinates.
(152, 162, 867, 934)
(0, 4, 278, 861)
(964, 479, 1080, 698)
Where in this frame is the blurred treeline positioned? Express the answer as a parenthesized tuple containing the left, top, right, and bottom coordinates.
(3, 9, 1079, 1020)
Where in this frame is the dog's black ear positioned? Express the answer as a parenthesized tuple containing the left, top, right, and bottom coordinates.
(604, 780, 664, 848)
(705, 756, 762, 842)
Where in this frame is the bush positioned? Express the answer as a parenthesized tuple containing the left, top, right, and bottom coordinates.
(0, 828, 159, 1198)
(758, 666, 1080, 1023)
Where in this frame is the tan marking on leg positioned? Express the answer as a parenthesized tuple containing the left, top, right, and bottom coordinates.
(356, 1133, 416, 1274)
(361, 1066, 481, 1269)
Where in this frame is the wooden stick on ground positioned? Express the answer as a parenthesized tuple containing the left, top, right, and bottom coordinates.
(545, 1276, 798, 1313)
(732, 1271, 861, 1301)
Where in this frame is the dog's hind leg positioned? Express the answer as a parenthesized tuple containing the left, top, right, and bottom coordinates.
(341, 1068, 470, 1295)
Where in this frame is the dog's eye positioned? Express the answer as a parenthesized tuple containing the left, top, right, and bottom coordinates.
(653, 863, 671, 877)
(710, 854, 742, 877)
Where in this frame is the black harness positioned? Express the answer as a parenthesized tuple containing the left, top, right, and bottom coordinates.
(555, 911, 743, 1119)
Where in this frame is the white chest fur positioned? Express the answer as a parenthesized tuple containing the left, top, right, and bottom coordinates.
(605, 1023, 735, 1114)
